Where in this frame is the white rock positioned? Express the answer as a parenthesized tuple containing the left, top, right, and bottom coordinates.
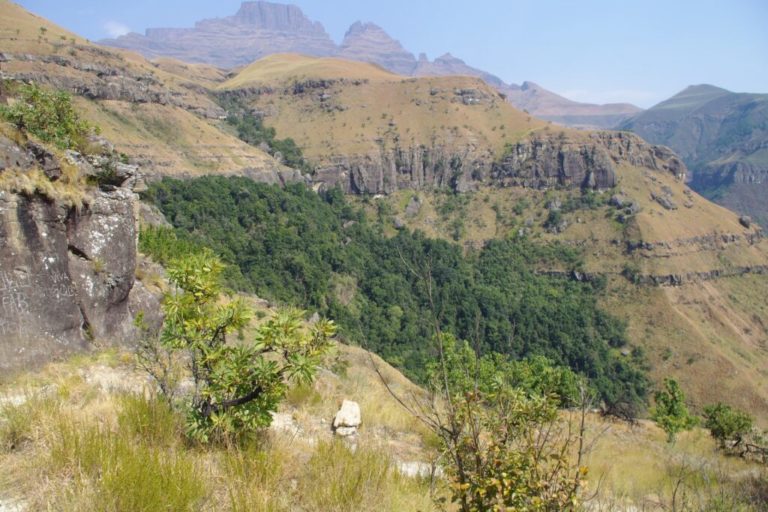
(334, 426, 358, 437)
(333, 399, 361, 429)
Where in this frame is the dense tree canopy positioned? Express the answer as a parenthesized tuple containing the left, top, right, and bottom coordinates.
(141, 177, 648, 411)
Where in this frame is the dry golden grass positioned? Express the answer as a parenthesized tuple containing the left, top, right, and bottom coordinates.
(600, 276, 768, 428)
(1, 1, 288, 178)
(219, 53, 402, 89)
(2, 348, 764, 511)
(0, 347, 436, 511)
(222, 54, 546, 163)
(73, 99, 282, 177)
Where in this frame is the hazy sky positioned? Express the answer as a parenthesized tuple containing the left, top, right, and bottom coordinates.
(14, 0, 768, 108)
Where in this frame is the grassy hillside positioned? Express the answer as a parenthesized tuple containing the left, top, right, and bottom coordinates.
(220, 53, 401, 88)
(359, 179, 768, 420)
(218, 54, 548, 163)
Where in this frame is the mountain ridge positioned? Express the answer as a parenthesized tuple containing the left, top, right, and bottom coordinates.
(620, 83, 768, 227)
(98, 0, 640, 129)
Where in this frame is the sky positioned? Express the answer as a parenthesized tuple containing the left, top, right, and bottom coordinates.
(13, 0, 768, 108)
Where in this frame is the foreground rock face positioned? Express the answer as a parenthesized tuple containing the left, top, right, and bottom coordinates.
(0, 138, 157, 372)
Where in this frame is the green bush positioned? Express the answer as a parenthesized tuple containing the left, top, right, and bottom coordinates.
(703, 403, 754, 449)
(0, 81, 95, 151)
(156, 251, 336, 443)
(651, 378, 697, 443)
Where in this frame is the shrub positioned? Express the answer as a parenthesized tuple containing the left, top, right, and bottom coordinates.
(0, 81, 95, 151)
(703, 403, 754, 450)
(155, 250, 336, 442)
(651, 378, 697, 443)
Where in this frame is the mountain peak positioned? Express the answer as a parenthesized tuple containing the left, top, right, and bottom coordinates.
(228, 1, 325, 32)
(344, 21, 385, 37)
(679, 84, 731, 95)
(338, 21, 416, 75)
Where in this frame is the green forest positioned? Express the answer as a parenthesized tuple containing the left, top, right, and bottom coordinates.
(141, 177, 648, 414)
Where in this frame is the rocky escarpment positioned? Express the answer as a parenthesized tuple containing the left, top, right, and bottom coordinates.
(313, 131, 686, 195)
(0, 137, 159, 372)
(492, 131, 685, 190)
(620, 84, 768, 226)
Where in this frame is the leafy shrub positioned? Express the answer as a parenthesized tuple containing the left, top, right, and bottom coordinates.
(652, 378, 697, 443)
(0, 81, 95, 151)
(703, 403, 754, 449)
(157, 250, 336, 443)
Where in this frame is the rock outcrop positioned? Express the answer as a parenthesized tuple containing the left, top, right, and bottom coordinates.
(0, 136, 158, 372)
(0, 50, 225, 118)
(620, 84, 768, 226)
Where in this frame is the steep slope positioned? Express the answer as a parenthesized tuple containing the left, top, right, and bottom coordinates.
(100, 1, 337, 68)
(97, 1, 640, 129)
(620, 85, 768, 226)
(0, 1, 297, 182)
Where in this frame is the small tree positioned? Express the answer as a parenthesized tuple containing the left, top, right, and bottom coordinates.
(651, 378, 697, 443)
(155, 250, 336, 442)
(381, 335, 589, 511)
(703, 403, 753, 450)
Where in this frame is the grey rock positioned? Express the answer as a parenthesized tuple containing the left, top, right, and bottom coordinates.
(338, 22, 416, 75)
(0, 139, 147, 372)
(405, 195, 421, 217)
(739, 216, 752, 228)
(653, 193, 677, 210)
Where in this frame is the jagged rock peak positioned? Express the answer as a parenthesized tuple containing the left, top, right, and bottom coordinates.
(338, 20, 416, 75)
(229, 1, 327, 33)
(344, 21, 384, 37)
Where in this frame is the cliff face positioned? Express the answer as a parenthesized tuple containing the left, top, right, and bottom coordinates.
(0, 137, 158, 372)
(312, 131, 686, 195)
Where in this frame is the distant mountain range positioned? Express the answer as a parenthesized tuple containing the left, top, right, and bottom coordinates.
(620, 85, 768, 226)
(100, 1, 640, 129)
